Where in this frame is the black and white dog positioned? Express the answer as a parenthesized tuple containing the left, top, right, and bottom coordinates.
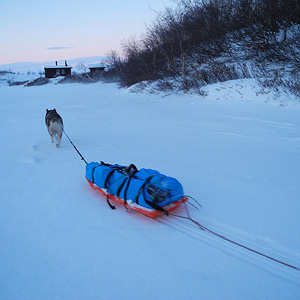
(45, 109, 64, 148)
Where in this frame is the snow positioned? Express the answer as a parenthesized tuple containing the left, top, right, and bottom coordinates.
(0, 77, 300, 300)
(89, 63, 107, 68)
(44, 66, 72, 69)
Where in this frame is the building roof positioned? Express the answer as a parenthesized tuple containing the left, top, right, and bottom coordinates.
(44, 65, 72, 69)
(89, 63, 106, 69)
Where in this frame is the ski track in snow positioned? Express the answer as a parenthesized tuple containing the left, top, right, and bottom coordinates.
(156, 212, 300, 287)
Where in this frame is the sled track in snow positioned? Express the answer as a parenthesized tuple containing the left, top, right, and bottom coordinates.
(155, 215, 300, 287)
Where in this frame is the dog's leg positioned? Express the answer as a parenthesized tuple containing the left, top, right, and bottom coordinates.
(47, 127, 55, 143)
(55, 133, 62, 148)
(57, 132, 62, 148)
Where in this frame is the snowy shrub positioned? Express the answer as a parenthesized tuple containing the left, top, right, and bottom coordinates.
(255, 67, 300, 100)
(9, 80, 29, 86)
(24, 77, 49, 87)
(0, 70, 14, 74)
(58, 73, 95, 84)
(104, 0, 300, 98)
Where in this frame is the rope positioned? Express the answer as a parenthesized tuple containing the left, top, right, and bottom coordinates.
(170, 207, 300, 272)
(55, 119, 88, 164)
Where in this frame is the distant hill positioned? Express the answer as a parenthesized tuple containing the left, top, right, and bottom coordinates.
(0, 56, 108, 74)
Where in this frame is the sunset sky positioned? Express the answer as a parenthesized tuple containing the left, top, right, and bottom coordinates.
(0, 0, 175, 65)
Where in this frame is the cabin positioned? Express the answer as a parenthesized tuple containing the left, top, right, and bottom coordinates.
(44, 61, 72, 78)
(89, 63, 106, 76)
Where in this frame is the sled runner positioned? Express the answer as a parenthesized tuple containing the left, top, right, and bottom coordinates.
(86, 161, 188, 218)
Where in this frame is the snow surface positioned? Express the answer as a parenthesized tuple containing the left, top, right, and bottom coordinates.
(44, 66, 72, 69)
(0, 77, 300, 300)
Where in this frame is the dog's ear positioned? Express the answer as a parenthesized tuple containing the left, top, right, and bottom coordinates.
(46, 109, 49, 113)
(54, 108, 57, 112)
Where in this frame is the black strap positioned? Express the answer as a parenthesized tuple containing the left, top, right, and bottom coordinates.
(135, 175, 154, 204)
(103, 163, 139, 210)
(104, 169, 116, 189)
(91, 164, 102, 183)
(145, 200, 169, 215)
(124, 171, 138, 201)
(125, 164, 138, 173)
(122, 170, 138, 210)
(107, 194, 116, 210)
(101, 163, 167, 214)
(116, 177, 128, 197)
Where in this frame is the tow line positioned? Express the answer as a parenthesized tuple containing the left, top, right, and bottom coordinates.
(170, 209, 300, 272)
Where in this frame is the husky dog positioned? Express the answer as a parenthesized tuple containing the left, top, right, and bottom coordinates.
(45, 109, 63, 148)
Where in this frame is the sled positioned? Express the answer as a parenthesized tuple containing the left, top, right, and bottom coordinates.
(86, 178, 188, 218)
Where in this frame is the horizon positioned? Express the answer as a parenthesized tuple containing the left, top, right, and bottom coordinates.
(0, 55, 113, 74)
(0, 56, 108, 67)
(0, 0, 175, 65)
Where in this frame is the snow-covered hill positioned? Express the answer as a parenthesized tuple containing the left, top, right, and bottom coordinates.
(0, 78, 299, 299)
(0, 56, 108, 74)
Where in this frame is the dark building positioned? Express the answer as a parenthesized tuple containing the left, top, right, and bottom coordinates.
(89, 63, 106, 76)
(44, 61, 72, 78)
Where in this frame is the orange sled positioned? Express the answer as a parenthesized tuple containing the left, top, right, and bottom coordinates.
(86, 178, 188, 218)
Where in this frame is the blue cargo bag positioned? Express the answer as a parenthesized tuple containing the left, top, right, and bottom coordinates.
(86, 161, 184, 212)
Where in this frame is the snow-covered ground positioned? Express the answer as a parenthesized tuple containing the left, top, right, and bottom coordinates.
(0, 76, 300, 300)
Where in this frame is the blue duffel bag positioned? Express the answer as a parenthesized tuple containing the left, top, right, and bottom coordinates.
(86, 161, 184, 213)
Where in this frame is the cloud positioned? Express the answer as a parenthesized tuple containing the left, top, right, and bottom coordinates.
(46, 47, 74, 51)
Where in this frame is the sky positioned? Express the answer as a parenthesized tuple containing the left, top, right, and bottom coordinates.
(0, 0, 176, 65)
